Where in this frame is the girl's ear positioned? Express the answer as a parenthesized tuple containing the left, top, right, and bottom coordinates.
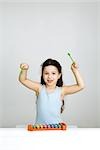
(58, 73, 61, 79)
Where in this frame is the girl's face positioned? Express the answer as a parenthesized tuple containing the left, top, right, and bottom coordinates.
(43, 65, 61, 87)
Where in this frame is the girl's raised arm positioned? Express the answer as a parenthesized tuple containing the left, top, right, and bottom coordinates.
(62, 62, 85, 95)
(19, 63, 40, 93)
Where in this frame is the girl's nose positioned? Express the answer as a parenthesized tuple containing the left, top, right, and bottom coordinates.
(48, 74, 52, 78)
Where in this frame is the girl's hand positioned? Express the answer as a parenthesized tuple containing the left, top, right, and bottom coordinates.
(20, 63, 29, 70)
(71, 62, 79, 72)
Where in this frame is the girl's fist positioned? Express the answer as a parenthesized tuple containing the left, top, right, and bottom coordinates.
(20, 63, 29, 70)
(71, 62, 78, 71)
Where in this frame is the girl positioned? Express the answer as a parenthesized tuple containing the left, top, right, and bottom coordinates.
(19, 58, 84, 125)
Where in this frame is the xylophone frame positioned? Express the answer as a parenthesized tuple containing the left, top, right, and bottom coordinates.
(27, 122, 67, 131)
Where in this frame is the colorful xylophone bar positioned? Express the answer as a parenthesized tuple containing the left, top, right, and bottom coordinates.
(27, 122, 67, 131)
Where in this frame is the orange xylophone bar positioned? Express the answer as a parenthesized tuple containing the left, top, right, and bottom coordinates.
(27, 122, 67, 131)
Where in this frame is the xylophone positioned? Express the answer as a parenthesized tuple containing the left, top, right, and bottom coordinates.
(27, 122, 67, 131)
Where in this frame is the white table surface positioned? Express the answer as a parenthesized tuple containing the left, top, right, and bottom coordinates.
(0, 128, 100, 150)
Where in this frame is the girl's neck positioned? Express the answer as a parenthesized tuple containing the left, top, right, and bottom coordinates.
(45, 85, 56, 89)
(45, 85, 57, 92)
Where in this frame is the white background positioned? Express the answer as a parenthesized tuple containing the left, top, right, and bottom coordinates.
(0, 0, 100, 128)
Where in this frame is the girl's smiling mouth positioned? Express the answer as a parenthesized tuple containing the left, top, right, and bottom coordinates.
(47, 80, 53, 83)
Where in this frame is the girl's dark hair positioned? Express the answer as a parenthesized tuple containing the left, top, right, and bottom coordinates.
(40, 58, 64, 113)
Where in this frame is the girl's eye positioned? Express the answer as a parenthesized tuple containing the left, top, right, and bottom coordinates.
(44, 72, 56, 75)
(45, 73, 48, 75)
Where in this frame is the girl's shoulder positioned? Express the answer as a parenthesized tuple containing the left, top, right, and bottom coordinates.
(36, 84, 44, 96)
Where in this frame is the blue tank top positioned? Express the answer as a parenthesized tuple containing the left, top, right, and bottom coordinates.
(35, 85, 63, 124)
